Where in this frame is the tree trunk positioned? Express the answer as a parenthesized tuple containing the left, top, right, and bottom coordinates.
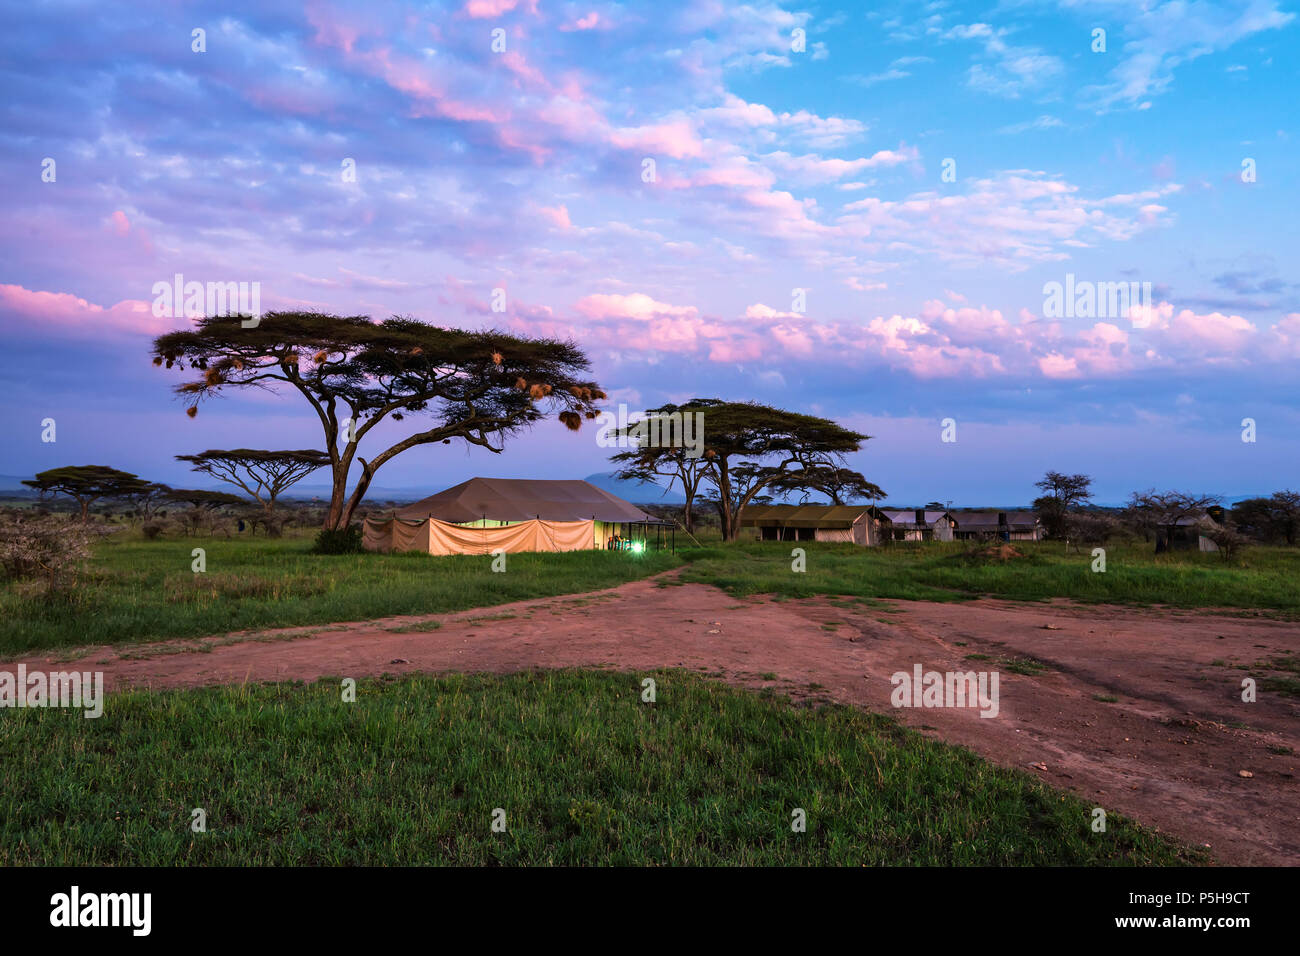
(714, 462, 737, 540)
(324, 463, 349, 530)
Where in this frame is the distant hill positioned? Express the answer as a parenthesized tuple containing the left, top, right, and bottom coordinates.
(584, 471, 684, 504)
(0, 476, 39, 495)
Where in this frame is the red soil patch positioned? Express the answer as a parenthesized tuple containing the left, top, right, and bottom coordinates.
(7, 573, 1297, 865)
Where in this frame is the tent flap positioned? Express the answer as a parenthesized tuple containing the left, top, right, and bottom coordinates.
(364, 516, 597, 555)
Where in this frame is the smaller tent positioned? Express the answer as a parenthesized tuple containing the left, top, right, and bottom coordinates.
(739, 504, 889, 546)
(363, 477, 663, 555)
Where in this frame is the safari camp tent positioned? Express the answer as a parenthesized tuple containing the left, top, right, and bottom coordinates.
(1163, 515, 1221, 552)
(952, 511, 1043, 541)
(880, 509, 955, 542)
(362, 477, 668, 555)
(740, 504, 890, 546)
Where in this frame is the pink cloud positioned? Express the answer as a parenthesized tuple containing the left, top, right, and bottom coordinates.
(0, 284, 169, 339)
(462, 0, 538, 18)
(745, 303, 800, 320)
(560, 12, 605, 32)
(1038, 353, 1081, 378)
(575, 293, 698, 320)
(609, 121, 705, 159)
(538, 204, 573, 230)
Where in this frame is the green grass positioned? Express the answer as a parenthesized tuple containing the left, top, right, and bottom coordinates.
(675, 540, 1300, 615)
(0, 669, 1202, 866)
(0, 534, 680, 655)
(1250, 655, 1300, 699)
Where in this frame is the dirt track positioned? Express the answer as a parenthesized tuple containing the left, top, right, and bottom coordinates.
(9, 572, 1298, 865)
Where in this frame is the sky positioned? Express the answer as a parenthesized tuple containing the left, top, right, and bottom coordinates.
(1, 0, 1297, 505)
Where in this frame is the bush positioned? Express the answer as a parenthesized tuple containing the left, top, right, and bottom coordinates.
(313, 525, 364, 554)
(0, 509, 108, 593)
(141, 522, 165, 540)
(1066, 512, 1120, 545)
(1199, 520, 1251, 561)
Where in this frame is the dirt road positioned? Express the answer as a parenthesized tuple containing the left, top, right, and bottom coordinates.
(9, 573, 1298, 864)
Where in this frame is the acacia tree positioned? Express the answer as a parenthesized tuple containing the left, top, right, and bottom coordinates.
(766, 463, 886, 505)
(165, 489, 247, 511)
(22, 466, 152, 521)
(164, 488, 249, 536)
(608, 400, 723, 533)
(152, 312, 606, 530)
(1128, 490, 1222, 553)
(608, 400, 870, 539)
(176, 449, 329, 517)
(675, 401, 868, 540)
(1231, 490, 1300, 544)
(612, 446, 710, 533)
(1032, 471, 1093, 539)
(119, 482, 173, 520)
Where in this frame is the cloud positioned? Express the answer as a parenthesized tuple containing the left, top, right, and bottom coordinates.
(574, 293, 698, 320)
(1079, 0, 1294, 110)
(0, 284, 168, 340)
(997, 115, 1065, 135)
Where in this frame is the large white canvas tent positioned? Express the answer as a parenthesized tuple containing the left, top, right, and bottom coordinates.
(362, 477, 663, 555)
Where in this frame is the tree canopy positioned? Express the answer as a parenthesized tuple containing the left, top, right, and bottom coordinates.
(1230, 491, 1300, 545)
(165, 489, 247, 510)
(608, 400, 724, 533)
(609, 399, 869, 540)
(22, 466, 152, 520)
(152, 312, 606, 529)
(1032, 471, 1094, 539)
(765, 463, 885, 505)
(175, 449, 330, 514)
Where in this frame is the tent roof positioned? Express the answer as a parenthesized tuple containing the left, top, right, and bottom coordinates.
(954, 511, 1040, 530)
(392, 477, 654, 523)
(740, 503, 885, 529)
(881, 509, 951, 525)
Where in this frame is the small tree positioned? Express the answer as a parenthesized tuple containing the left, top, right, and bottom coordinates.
(614, 401, 868, 541)
(175, 449, 330, 518)
(165, 489, 247, 510)
(1065, 511, 1119, 547)
(1198, 518, 1250, 561)
(612, 447, 709, 534)
(1032, 471, 1093, 539)
(119, 482, 173, 520)
(1128, 490, 1222, 553)
(608, 401, 723, 534)
(22, 466, 152, 521)
(1271, 490, 1300, 545)
(164, 488, 246, 536)
(765, 463, 885, 505)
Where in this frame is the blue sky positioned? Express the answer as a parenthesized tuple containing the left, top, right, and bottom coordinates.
(1, 0, 1297, 504)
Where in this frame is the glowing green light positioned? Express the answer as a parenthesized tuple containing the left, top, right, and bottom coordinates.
(631, 541, 645, 554)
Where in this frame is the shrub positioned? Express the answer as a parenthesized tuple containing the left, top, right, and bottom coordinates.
(141, 522, 165, 540)
(313, 525, 364, 554)
(0, 509, 108, 592)
(1066, 512, 1120, 545)
(1199, 520, 1251, 561)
